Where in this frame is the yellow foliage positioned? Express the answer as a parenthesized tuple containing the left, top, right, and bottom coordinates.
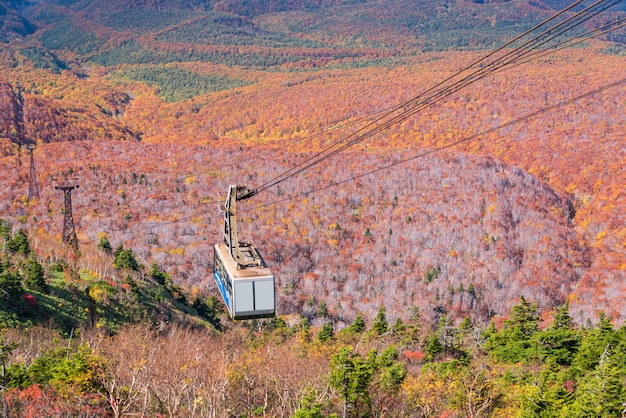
(169, 248, 185, 256)
(565, 183, 577, 194)
(190, 286, 201, 301)
(184, 175, 196, 186)
(327, 239, 339, 249)
(402, 370, 451, 416)
(81, 269, 100, 281)
(89, 285, 107, 303)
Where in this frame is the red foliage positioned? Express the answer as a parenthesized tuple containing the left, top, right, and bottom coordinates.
(403, 349, 425, 362)
(3, 384, 110, 417)
(563, 379, 576, 393)
(22, 294, 38, 308)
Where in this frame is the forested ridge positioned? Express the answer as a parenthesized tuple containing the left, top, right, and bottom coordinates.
(0, 0, 625, 415)
(0, 225, 625, 416)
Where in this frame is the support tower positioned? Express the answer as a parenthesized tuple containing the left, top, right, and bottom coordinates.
(55, 183, 80, 252)
(27, 145, 40, 202)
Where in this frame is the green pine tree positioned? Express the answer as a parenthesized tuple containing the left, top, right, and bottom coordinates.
(425, 334, 444, 358)
(329, 346, 374, 418)
(97, 236, 113, 254)
(571, 312, 617, 373)
(23, 255, 48, 293)
(534, 303, 580, 365)
(392, 317, 405, 334)
(150, 262, 171, 286)
(344, 313, 366, 334)
(7, 229, 31, 255)
(293, 390, 326, 418)
(484, 296, 540, 362)
(114, 246, 140, 271)
(318, 322, 335, 343)
(371, 305, 388, 336)
(520, 358, 575, 416)
(567, 350, 626, 417)
(0, 270, 24, 302)
(317, 301, 329, 318)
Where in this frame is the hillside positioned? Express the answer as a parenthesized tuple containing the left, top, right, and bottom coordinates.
(1, 0, 625, 415)
(0, 0, 625, 325)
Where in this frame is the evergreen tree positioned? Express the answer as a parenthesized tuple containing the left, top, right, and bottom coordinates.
(344, 313, 366, 334)
(459, 316, 472, 332)
(7, 229, 30, 255)
(329, 346, 373, 418)
(508, 296, 540, 337)
(372, 345, 407, 391)
(114, 246, 140, 271)
(23, 255, 48, 293)
(521, 358, 575, 416)
(150, 262, 171, 286)
(392, 317, 405, 334)
(425, 334, 444, 358)
(484, 296, 540, 362)
(318, 322, 335, 343)
(192, 296, 222, 331)
(0, 220, 11, 241)
(571, 312, 618, 374)
(0, 270, 24, 302)
(317, 301, 328, 318)
(549, 301, 574, 331)
(113, 243, 124, 258)
(97, 236, 113, 255)
(293, 390, 325, 418)
(371, 305, 388, 336)
(534, 302, 580, 365)
(409, 306, 421, 323)
(567, 351, 626, 417)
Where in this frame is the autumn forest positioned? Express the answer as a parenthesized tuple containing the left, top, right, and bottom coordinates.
(0, 0, 625, 415)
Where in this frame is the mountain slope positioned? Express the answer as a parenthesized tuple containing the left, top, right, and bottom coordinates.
(0, 0, 36, 43)
(0, 0, 624, 325)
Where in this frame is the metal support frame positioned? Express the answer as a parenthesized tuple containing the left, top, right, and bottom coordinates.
(219, 185, 262, 269)
(55, 183, 79, 252)
(27, 145, 40, 202)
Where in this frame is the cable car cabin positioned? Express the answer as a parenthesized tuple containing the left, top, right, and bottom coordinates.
(213, 242, 275, 320)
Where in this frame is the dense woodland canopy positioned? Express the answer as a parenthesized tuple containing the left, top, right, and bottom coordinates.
(0, 0, 625, 415)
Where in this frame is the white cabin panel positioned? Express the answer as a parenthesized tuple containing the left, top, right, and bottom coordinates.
(254, 279, 275, 311)
(234, 281, 254, 314)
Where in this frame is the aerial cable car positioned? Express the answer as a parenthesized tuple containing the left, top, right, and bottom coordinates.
(213, 185, 275, 319)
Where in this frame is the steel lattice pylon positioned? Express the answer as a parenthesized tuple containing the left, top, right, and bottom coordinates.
(27, 145, 40, 202)
(55, 184, 79, 252)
